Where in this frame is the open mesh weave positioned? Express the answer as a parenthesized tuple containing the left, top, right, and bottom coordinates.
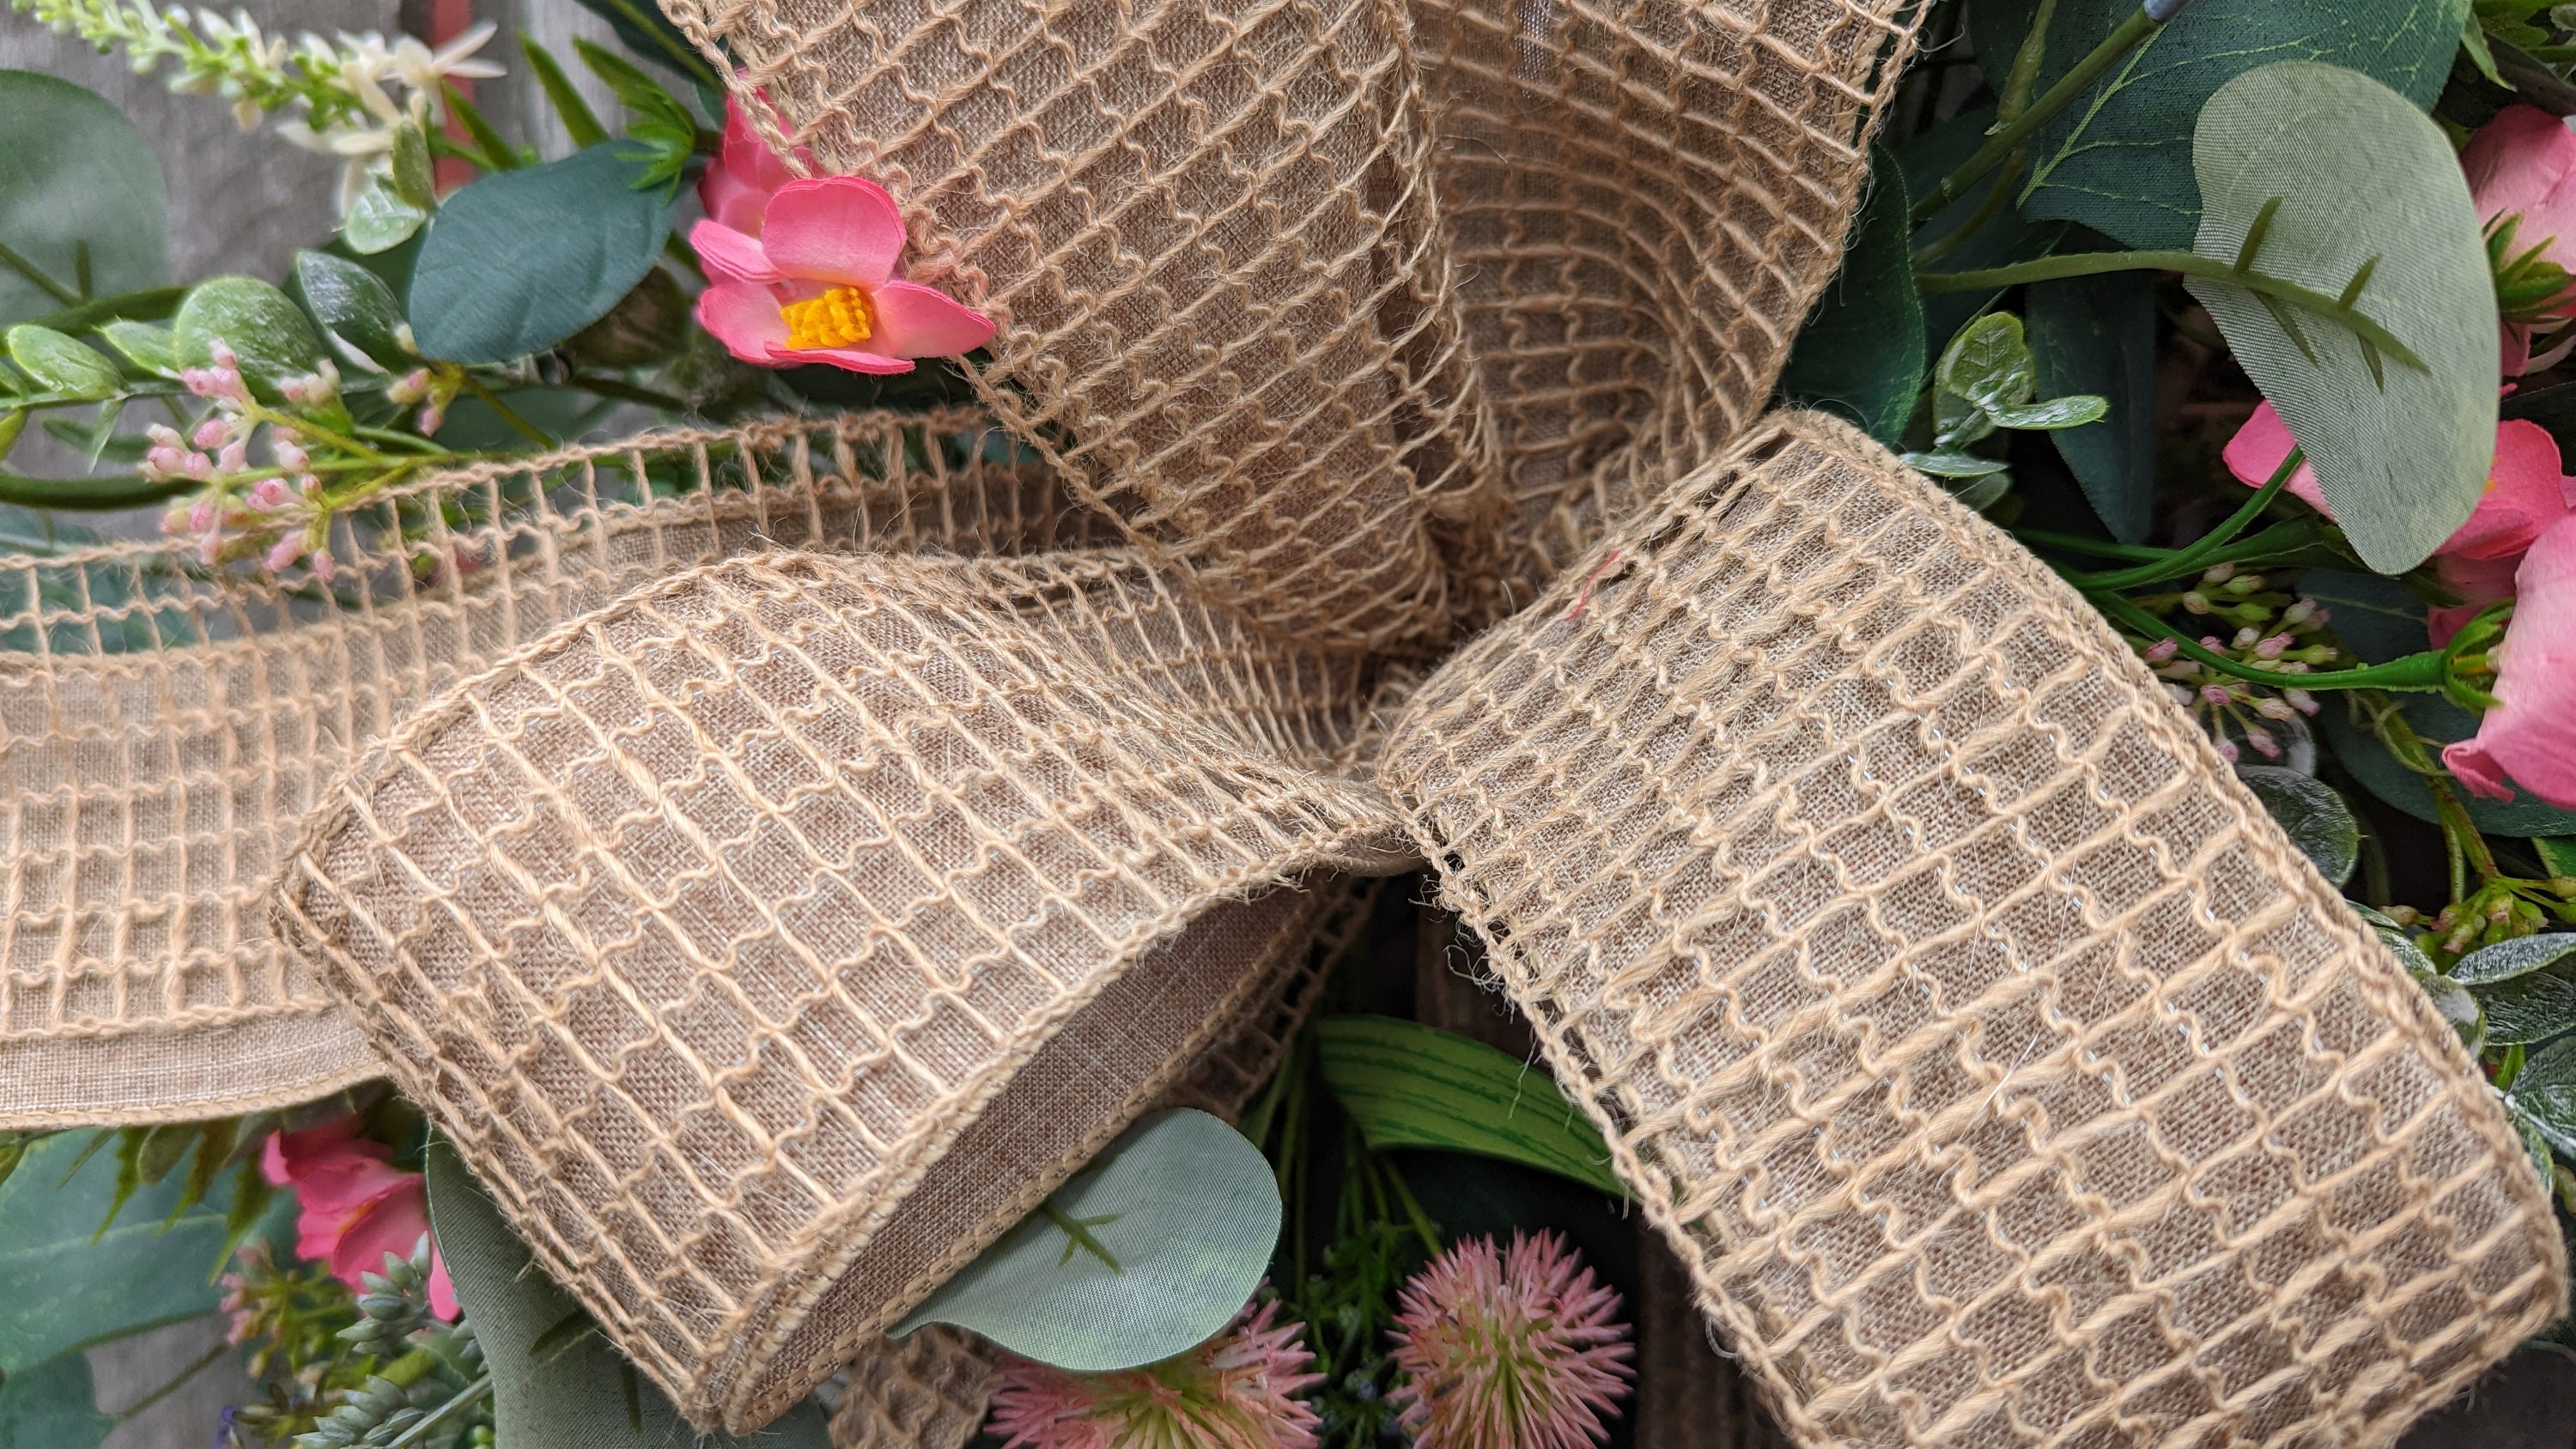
(273, 549, 1415, 1429)
(662, 0, 1503, 652)
(0, 412, 1095, 1130)
(1379, 414, 2570, 1449)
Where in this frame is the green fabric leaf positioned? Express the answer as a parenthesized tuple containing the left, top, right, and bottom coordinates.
(0, 1351, 113, 1449)
(423, 1141, 829, 1447)
(2317, 693, 2576, 836)
(893, 1109, 1281, 1373)
(1993, 0, 2465, 252)
(2297, 569, 2428, 664)
(2237, 766, 2359, 886)
(408, 144, 672, 364)
(2474, 962, 2576, 1046)
(3, 326, 119, 398)
(2453, 933, 2576, 985)
(0, 1131, 276, 1373)
(0, 71, 168, 330)
(2512, 1035, 2576, 1157)
(2027, 265, 2158, 540)
(292, 252, 411, 372)
(1316, 1016, 1627, 1200)
(2184, 62, 2497, 573)
(1777, 144, 1923, 446)
(173, 278, 328, 403)
(95, 321, 175, 379)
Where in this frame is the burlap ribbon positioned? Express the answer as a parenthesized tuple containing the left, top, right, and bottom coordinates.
(3, 0, 2565, 1444)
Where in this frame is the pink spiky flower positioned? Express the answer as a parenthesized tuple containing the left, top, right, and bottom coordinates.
(985, 1300, 1323, 1449)
(1388, 1231, 1633, 1449)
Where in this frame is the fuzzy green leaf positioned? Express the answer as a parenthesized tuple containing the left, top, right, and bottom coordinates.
(2185, 63, 2496, 573)
(2505, 1034, 2576, 1156)
(2467, 962, 2576, 1046)
(2453, 933, 2576, 985)
(2237, 766, 2359, 886)
(0, 70, 168, 329)
(894, 1109, 1281, 1372)
(1316, 1016, 1627, 1199)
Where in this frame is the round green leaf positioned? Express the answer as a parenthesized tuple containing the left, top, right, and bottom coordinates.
(408, 144, 672, 364)
(97, 320, 177, 379)
(892, 1109, 1280, 1373)
(2237, 765, 2359, 886)
(2184, 63, 2496, 573)
(0, 71, 168, 329)
(1777, 143, 1923, 446)
(4, 325, 120, 399)
(2452, 932, 2576, 986)
(173, 277, 328, 402)
(343, 173, 429, 257)
(292, 251, 411, 371)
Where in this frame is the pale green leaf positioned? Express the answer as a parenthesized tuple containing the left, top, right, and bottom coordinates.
(1316, 1016, 1626, 1200)
(2185, 62, 2497, 573)
(172, 278, 327, 403)
(291, 252, 410, 372)
(95, 321, 175, 379)
(343, 174, 428, 257)
(2454, 933, 2576, 985)
(3, 326, 119, 399)
(1902, 450, 2013, 479)
(1986, 395, 2109, 430)
(0, 71, 168, 328)
(893, 1109, 1280, 1372)
(2503, 1028, 2576, 1149)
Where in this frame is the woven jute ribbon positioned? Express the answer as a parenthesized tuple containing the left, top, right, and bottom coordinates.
(4, 0, 2566, 1444)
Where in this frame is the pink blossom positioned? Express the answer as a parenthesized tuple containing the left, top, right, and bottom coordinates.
(2444, 512, 2576, 809)
(1388, 1232, 1632, 1449)
(690, 177, 993, 375)
(985, 1299, 1321, 1449)
(259, 1116, 458, 1319)
(2464, 106, 2576, 370)
(697, 94, 806, 237)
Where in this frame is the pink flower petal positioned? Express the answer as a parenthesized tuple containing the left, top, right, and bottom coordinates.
(689, 220, 782, 287)
(766, 345, 918, 374)
(328, 1182, 434, 1290)
(2222, 403, 2330, 515)
(2450, 513, 2576, 808)
(2441, 418, 2573, 561)
(2467, 106, 2576, 239)
(867, 280, 995, 360)
(721, 95, 801, 196)
(761, 177, 908, 288)
(696, 282, 792, 367)
(697, 164, 773, 237)
(2430, 549, 2524, 646)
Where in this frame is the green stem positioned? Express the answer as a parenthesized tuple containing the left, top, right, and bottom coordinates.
(350, 424, 456, 455)
(1910, 6, 2164, 225)
(1911, 156, 2024, 266)
(456, 375, 554, 447)
(0, 472, 197, 511)
(2011, 529, 2172, 561)
(1379, 1154, 1443, 1258)
(2068, 446, 2300, 590)
(240, 401, 386, 464)
(1918, 251, 2427, 372)
(564, 373, 692, 413)
(1996, 0, 2064, 124)
(2093, 592, 2444, 692)
(0, 239, 80, 307)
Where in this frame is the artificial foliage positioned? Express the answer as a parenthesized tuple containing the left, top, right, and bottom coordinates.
(1, 0, 2575, 1446)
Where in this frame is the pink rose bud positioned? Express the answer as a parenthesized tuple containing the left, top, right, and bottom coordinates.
(2199, 683, 2233, 706)
(2142, 638, 2180, 663)
(263, 536, 305, 573)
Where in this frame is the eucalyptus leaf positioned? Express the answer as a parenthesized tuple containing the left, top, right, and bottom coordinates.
(0, 71, 168, 329)
(172, 278, 327, 403)
(291, 252, 411, 372)
(3, 326, 119, 399)
(2453, 933, 2576, 985)
(409, 145, 672, 364)
(423, 1141, 830, 1448)
(2237, 766, 2359, 886)
(1991, 0, 2464, 252)
(1902, 451, 2013, 479)
(2511, 1034, 2576, 1157)
(1777, 144, 1923, 446)
(1316, 1016, 1627, 1199)
(893, 1109, 1280, 1372)
(2317, 694, 2576, 836)
(1985, 396, 2108, 430)
(343, 174, 428, 257)
(0, 1351, 113, 1449)
(2473, 962, 2576, 1046)
(2184, 63, 2497, 573)
(2297, 569, 2428, 665)
(1949, 471, 2014, 512)
(2028, 267, 2157, 541)
(95, 321, 175, 379)
(0, 1131, 277, 1373)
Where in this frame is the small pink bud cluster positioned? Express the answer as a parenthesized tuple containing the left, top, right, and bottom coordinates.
(180, 338, 252, 408)
(386, 367, 449, 434)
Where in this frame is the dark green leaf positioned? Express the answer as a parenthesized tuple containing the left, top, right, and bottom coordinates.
(173, 277, 328, 403)
(2537, 837, 2576, 879)
(2002, 0, 2464, 252)
(2512, 1034, 2576, 1157)
(2475, 962, 2576, 1046)
(574, 41, 698, 195)
(1899, 106, 2066, 364)
(292, 251, 411, 372)
(0, 1130, 276, 1372)
(3, 326, 118, 398)
(2453, 933, 2576, 985)
(408, 145, 672, 365)
(2027, 265, 2158, 540)
(27, 287, 186, 336)
(2186, 63, 2498, 573)
(343, 174, 429, 257)
(1316, 1015, 1627, 1199)
(2237, 766, 2360, 886)
(566, 0, 723, 90)
(894, 1109, 1281, 1372)
(95, 321, 175, 378)
(0, 1351, 113, 1449)
(426, 1141, 829, 1447)
(2299, 569, 2429, 664)
(1777, 144, 1923, 446)
(521, 39, 611, 151)
(0, 70, 167, 328)
(2317, 693, 2576, 835)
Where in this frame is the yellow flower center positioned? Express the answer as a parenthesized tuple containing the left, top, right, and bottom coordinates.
(780, 286, 876, 350)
